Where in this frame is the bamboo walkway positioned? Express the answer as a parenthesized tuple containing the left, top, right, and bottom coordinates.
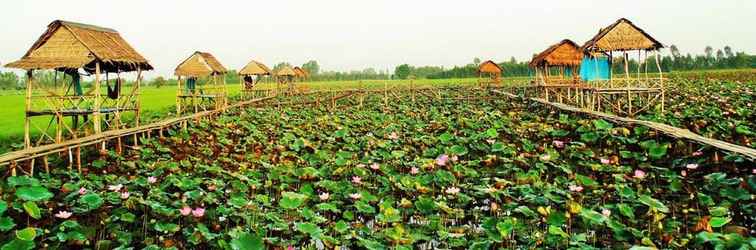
(490, 89, 756, 162)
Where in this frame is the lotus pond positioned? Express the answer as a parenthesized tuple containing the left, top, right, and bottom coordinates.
(0, 89, 754, 249)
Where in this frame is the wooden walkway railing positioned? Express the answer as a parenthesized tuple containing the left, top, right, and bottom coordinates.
(490, 89, 756, 161)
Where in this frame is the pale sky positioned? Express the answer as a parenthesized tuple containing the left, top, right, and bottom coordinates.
(1, 0, 754, 79)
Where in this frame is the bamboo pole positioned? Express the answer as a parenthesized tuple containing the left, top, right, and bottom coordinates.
(655, 51, 664, 113)
(93, 62, 102, 134)
(25, 70, 33, 149)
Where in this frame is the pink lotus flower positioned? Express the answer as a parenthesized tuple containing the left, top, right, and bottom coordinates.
(633, 169, 646, 179)
(370, 163, 380, 170)
(208, 185, 217, 191)
(445, 187, 460, 195)
(120, 192, 130, 199)
(147, 176, 157, 184)
(388, 132, 399, 140)
(288, 246, 294, 250)
(108, 184, 123, 192)
(351, 176, 362, 185)
(319, 192, 330, 201)
(451, 155, 459, 162)
(686, 163, 698, 170)
(180, 206, 192, 216)
(55, 210, 72, 219)
(78, 187, 87, 195)
(553, 140, 565, 149)
(568, 184, 584, 192)
(410, 167, 419, 175)
(192, 207, 205, 218)
(600, 158, 610, 164)
(436, 154, 449, 166)
(681, 170, 687, 177)
(602, 209, 611, 217)
(349, 193, 362, 200)
(692, 151, 703, 157)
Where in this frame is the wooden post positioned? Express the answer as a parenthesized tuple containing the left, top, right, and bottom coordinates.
(176, 75, 182, 116)
(24, 70, 33, 149)
(222, 73, 228, 108)
(383, 81, 388, 107)
(135, 67, 142, 128)
(93, 62, 102, 134)
(76, 146, 82, 174)
(43, 156, 49, 174)
(624, 51, 630, 83)
(655, 51, 664, 113)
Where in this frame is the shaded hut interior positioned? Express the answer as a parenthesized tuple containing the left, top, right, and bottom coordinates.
(174, 51, 228, 114)
(477, 60, 503, 87)
(238, 60, 271, 90)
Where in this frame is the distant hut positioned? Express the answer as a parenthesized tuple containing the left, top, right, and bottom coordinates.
(293, 66, 308, 81)
(239, 60, 271, 90)
(174, 51, 228, 115)
(275, 66, 297, 93)
(5, 20, 152, 148)
(477, 60, 503, 87)
(529, 39, 583, 84)
(580, 18, 665, 115)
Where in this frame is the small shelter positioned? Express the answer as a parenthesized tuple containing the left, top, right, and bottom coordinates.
(529, 39, 583, 84)
(174, 51, 228, 115)
(238, 60, 272, 99)
(580, 18, 666, 115)
(5, 20, 152, 148)
(477, 60, 503, 87)
(293, 66, 308, 81)
(275, 66, 297, 94)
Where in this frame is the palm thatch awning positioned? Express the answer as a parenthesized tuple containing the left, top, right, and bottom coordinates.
(478, 60, 503, 74)
(293, 67, 308, 78)
(529, 39, 583, 68)
(5, 20, 153, 73)
(582, 18, 663, 53)
(239, 60, 271, 76)
(275, 66, 297, 77)
(175, 51, 228, 77)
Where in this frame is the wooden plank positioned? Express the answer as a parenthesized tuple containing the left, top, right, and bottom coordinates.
(490, 90, 756, 162)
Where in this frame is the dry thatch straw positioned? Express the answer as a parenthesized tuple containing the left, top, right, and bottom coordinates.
(175, 51, 228, 77)
(293, 66, 308, 78)
(478, 60, 503, 74)
(582, 18, 664, 53)
(275, 66, 297, 76)
(529, 39, 583, 68)
(5, 20, 153, 73)
(239, 60, 271, 76)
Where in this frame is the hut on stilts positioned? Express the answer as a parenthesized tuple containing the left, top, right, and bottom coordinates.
(529, 39, 583, 103)
(477, 60, 503, 88)
(174, 51, 228, 115)
(5, 20, 153, 149)
(580, 18, 665, 116)
(274, 65, 297, 95)
(293, 66, 308, 81)
(238, 60, 272, 99)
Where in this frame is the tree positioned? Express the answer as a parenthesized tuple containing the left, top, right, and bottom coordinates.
(473, 58, 481, 65)
(302, 60, 320, 75)
(151, 76, 167, 88)
(669, 45, 681, 58)
(704, 46, 714, 58)
(394, 64, 411, 79)
(724, 46, 734, 58)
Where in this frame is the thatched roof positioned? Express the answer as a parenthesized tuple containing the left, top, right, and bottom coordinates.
(582, 18, 663, 53)
(5, 20, 153, 72)
(239, 60, 271, 76)
(175, 51, 228, 77)
(293, 67, 308, 78)
(275, 66, 297, 76)
(529, 39, 583, 68)
(478, 60, 503, 74)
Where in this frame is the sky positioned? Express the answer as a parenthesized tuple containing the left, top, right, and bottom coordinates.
(1, 0, 754, 79)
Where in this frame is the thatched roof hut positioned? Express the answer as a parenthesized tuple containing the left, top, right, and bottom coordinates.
(582, 18, 663, 53)
(275, 66, 297, 76)
(529, 39, 583, 68)
(293, 66, 308, 78)
(5, 20, 153, 72)
(478, 60, 503, 74)
(239, 60, 271, 76)
(175, 51, 227, 77)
